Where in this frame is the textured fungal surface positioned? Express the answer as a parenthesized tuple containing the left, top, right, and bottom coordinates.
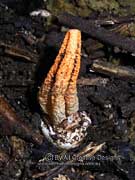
(39, 29, 81, 124)
(38, 29, 91, 149)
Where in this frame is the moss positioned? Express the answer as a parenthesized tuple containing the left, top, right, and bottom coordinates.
(87, 0, 119, 13)
(45, 0, 135, 20)
(46, 0, 78, 16)
(118, 0, 135, 15)
(46, 0, 120, 17)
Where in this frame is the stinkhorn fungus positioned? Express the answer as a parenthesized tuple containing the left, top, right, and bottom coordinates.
(38, 29, 91, 149)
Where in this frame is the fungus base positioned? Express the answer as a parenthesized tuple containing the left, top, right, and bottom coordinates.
(41, 111, 91, 149)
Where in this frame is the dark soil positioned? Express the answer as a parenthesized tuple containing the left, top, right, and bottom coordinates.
(0, 1, 135, 180)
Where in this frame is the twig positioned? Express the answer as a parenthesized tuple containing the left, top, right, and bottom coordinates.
(32, 142, 105, 179)
(0, 96, 43, 144)
(58, 13, 135, 54)
(94, 15, 135, 26)
(0, 41, 38, 63)
(77, 77, 108, 86)
(91, 60, 135, 81)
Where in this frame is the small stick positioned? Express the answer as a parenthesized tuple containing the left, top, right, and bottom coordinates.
(94, 15, 135, 26)
(0, 96, 43, 145)
(58, 13, 135, 54)
(77, 77, 108, 86)
(91, 60, 135, 81)
(0, 41, 38, 63)
(32, 143, 105, 179)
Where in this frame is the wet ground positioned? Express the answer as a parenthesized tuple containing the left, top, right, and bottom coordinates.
(0, 1, 135, 180)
